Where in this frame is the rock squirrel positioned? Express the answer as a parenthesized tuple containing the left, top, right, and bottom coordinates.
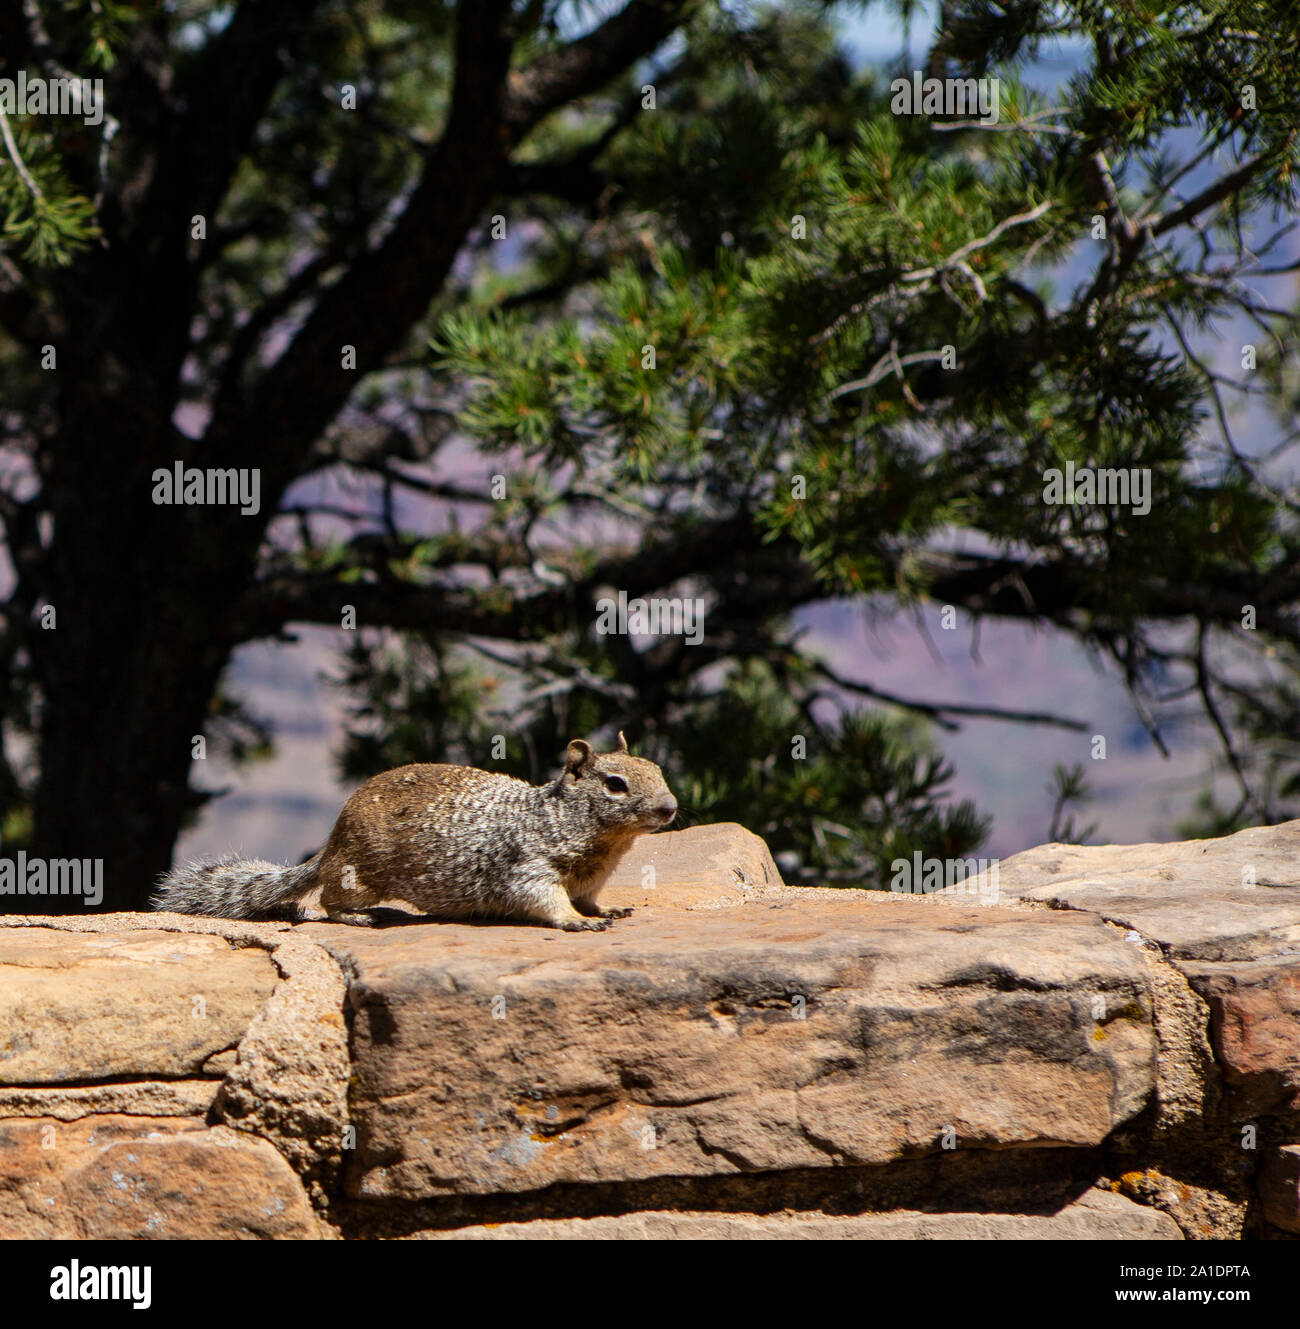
(152, 733, 677, 929)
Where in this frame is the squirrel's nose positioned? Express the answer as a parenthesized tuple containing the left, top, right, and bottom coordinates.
(654, 797, 677, 825)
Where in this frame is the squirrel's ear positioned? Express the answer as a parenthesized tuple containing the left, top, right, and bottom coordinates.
(564, 739, 593, 776)
(615, 730, 629, 753)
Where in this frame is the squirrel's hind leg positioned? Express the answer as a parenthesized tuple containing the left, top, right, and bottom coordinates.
(321, 909, 381, 926)
(319, 862, 384, 924)
(510, 874, 613, 931)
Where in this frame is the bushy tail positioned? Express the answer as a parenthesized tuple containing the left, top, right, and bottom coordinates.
(152, 852, 321, 920)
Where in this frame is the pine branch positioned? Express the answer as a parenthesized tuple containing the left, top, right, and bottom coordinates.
(502, 0, 700, 133)
(1149, 149, 1280, 237)
(0, 110, 43, 201)
(811, 661, 1089, 731)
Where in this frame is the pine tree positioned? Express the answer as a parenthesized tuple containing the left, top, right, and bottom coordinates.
(0, 2, 1297, 903)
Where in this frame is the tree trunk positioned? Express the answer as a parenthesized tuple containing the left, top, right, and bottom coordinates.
(28, 374, 256, 911)
(30, 638, 220, 913)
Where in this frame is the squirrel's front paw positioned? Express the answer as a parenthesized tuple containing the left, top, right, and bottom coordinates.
(573, 902, 633, 920)
(558, 916, 610, 931)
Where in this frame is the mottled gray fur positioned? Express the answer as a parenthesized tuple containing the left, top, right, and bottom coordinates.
(152, 853, 321, 919)
(152, 734, 676, 930)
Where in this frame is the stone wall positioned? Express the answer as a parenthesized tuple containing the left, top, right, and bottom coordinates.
(2, 821, 1297, 1239)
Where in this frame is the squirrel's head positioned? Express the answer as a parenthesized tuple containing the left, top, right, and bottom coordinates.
(556, 731, 677, 832)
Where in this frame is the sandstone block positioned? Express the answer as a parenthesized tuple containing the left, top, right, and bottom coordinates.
(0, 929, 277, 1085)
(988, 821, 1300, 962)
(0, 1115, 319, 1238)
(426, 1189, 1180, 1240)
(304, 894, 1156, 1200)
(600, 821, 785, 910)
(1259, 1144, 1300, 1234)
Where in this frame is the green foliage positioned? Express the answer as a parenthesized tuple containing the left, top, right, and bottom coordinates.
(412, 0, 1300, 865)
(334, 635, 508, 782)
(0, 0, 134, 265)
(5, 0, 1300, 886)
(665, 658, 990, 885)
(337, 641, 991, 886)
(1046, 762, 1099, 843)
(1176, 646, 1300, 838)
(0, 117, 98, 266)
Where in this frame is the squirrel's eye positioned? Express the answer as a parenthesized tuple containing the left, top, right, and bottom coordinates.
(605, 775, 629, 793)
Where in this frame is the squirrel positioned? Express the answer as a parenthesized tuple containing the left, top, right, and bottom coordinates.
(152, 733, 677, 930)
